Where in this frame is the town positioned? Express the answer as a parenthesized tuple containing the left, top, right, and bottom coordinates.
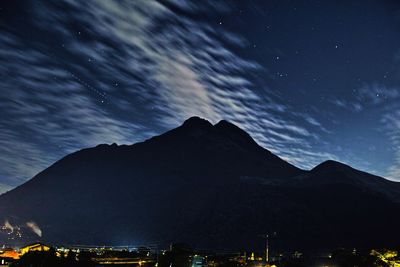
(0, 242, 399, 267)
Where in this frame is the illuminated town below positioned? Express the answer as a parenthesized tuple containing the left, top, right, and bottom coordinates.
(0, 242, 399, 267)
(1, 220, 400, 266)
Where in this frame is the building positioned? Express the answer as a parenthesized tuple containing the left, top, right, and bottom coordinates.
(191, 255, 206, 267)
(0, 248, 19, 266)
(0, 249, 19, 260)
(20, 243, 50, 255)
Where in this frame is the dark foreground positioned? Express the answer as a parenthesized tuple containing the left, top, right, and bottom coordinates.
(1, 242, 399, 267)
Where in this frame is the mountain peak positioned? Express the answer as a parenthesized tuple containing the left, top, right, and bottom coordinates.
(311, 160, 353, 173)
(182, 116, 213, 128)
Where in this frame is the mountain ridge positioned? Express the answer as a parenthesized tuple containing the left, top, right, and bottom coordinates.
(0, 116, 399, 250)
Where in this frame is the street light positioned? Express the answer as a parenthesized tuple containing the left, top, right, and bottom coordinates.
(258, 234, 269, 264)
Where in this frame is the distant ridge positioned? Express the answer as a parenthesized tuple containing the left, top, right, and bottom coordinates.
(0, 116, 399, 250)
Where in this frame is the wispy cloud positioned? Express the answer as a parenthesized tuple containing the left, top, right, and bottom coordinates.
(0, 31, 152, 192)
(331, 98, 363, 112)
(332, 82, 400, 180)
(381, 110, 400, 180)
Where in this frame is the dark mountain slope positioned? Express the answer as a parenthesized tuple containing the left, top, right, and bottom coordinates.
(286, 160, 400, 203)
(0, 117, 399, 250)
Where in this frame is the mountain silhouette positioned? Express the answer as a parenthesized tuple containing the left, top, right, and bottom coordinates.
(0, 117, 399, 250)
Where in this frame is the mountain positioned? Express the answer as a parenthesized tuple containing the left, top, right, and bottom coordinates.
(0, 117, 399, 251)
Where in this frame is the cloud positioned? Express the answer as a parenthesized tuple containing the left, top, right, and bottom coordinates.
(3, 220, 14, 233)
(331, 83, 400, 112)
(381, 111, 400, 180)
(332, 83, 400, 180)
(357, 83, 400, 105)
(331, 98, 363, 112)
(357, 84, 400, 180)
(26, 221, 42, 237)
(0, 32, 151, 193)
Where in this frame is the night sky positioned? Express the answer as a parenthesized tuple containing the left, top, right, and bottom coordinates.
(1, 0, 400, 193)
